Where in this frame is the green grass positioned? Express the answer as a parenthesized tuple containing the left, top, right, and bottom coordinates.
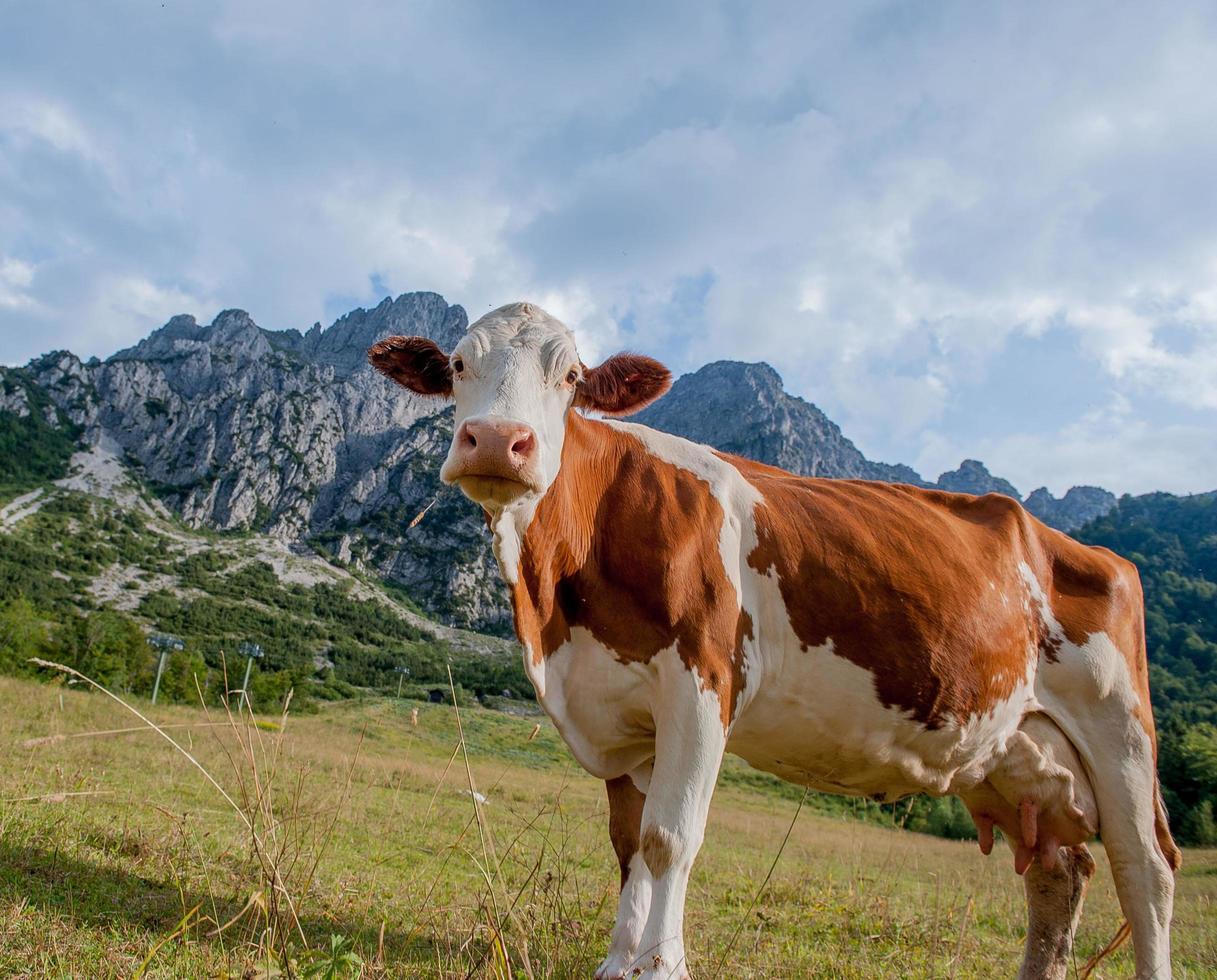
(1, 675, 1214, 978)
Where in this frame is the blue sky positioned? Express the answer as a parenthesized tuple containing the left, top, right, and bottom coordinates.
(2, 1, 1216, 496)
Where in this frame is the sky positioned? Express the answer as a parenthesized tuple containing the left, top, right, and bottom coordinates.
(2, 1, 1216, 496)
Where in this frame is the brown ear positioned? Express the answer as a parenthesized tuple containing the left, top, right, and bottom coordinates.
(367, 336, 453, 396)
(575, 353, 672, 416)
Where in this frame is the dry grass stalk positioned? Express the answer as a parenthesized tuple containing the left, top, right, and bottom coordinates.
(27, 656, 362, 977)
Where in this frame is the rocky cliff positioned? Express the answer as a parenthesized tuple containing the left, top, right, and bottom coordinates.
(632, 361, 927, 485)
(935, 459, 1021, 499)
(1023, 485, 1118, 532)
(1, 291, 1117, 631)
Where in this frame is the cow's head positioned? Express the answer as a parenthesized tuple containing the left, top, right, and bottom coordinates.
(369, 302, 670, 509)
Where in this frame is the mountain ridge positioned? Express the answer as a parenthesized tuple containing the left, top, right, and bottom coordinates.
(2, 291, 1125, 628)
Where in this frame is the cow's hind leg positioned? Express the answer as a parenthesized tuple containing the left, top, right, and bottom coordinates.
(1039, 665, 1177, 976)
(597, 773, 652, 980)
(1080, 721, 1175, 979)
(1019, 843, 1095, 980)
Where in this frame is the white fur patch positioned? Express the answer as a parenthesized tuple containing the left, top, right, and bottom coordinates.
(536, 627, 657, 779)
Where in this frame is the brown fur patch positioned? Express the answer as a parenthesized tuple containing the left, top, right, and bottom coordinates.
(736, 460, 1036, 727)
(575, 353, 672, 416)
(509, 414, 748, 728)
(640, 824, 677, 879)
(367, 336, 453, 395)
(606, 776, 645, 888)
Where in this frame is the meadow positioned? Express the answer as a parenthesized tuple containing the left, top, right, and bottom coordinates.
(1, 674, 1214, 979)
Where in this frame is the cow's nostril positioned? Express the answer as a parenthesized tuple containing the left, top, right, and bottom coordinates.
(467, 433, 477, 448)
(511, 433, 535, 458)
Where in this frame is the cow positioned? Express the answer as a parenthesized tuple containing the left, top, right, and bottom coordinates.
(369, 302, 1180, 980)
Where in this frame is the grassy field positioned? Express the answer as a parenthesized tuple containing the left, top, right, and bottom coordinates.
(0, 675, 1214, 979)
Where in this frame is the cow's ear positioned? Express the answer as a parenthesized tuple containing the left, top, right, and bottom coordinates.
(575, 353, 672, 416)
(368, 336, 453, 396)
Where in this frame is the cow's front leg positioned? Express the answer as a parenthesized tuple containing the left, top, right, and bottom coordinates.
(630, 670, 727, 979)
(596, 771, 651, 980)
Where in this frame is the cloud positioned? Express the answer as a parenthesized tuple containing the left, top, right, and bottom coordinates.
(0, 1, 1215, 492)
(917, 394, 1217, 497)
(0, 256, 38, 313)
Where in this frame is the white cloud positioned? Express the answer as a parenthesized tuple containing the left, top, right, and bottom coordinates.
(0, 256, 38, 312)
(0, 94, 104, 165)
(1, 1, 1216, 493)
(81, 276, 219, 356)
(919, 395, 1217, 497)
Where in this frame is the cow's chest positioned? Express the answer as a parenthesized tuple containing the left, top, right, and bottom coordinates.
(524, 626, 659, 780)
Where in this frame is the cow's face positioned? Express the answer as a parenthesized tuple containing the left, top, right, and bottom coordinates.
(369, 302, 670, 509)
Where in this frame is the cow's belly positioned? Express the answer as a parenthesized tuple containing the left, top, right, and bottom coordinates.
(726, 597, 1037, 800)
(526, 618, 1036, 801)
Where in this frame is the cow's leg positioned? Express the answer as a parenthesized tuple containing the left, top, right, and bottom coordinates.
(1018, 843, 1095, 980)
(1084, 729, 1175, 978)
(596, 773, 652, 980)
(631, 676, 727, 979)
(1037, 695, 1175, 979)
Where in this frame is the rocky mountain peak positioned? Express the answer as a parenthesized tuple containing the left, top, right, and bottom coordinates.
(298, 292, 468, 374)
(633, 359, 926, 485)
(1024, 485, 1118, 532)
(936, 459, 1021, 499)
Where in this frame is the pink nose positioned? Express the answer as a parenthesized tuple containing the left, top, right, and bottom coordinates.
(450, 418, 538, 480)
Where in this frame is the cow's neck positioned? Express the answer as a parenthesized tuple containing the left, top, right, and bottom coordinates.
(491, 411, 621, 669)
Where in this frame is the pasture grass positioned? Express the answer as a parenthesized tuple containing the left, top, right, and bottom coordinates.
(0, 675, 1214, 978)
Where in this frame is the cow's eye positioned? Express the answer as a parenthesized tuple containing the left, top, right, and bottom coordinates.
(453, 357, 464, 374)
(565, 368, 579, 385)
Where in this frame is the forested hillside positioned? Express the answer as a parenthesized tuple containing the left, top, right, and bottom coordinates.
(0, 449, 524, 714)
(1073, 492, 1217, 844)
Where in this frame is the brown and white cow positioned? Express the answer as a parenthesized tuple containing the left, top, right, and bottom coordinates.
(369, 302, 1180, 980)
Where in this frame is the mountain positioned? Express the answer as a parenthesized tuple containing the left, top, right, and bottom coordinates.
(12, 294, 508, 633)
(2, 291, 1113, 632)
(934, 459, 1021, 499)
(1023, 485, 1118, 532)
(632, 361, 926, 484)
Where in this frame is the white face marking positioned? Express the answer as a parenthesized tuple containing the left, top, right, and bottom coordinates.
(439, 303, 581, 503)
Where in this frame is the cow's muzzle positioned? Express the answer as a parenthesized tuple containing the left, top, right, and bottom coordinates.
(440, 417, 543, 507)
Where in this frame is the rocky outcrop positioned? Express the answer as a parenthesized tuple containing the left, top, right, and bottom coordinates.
(633, 361, 927, 485)
(935, 459, 1021, 499)
(1024, 485, 1117, 532)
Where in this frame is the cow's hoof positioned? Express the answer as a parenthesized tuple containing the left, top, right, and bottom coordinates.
(594, 952, 634, 979)
(628, 950, 691, 979)
(596, 941, 690, 979)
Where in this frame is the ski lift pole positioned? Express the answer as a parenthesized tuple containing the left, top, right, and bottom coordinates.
(237, 642, 264, 711)
(148, 634, 184, 705)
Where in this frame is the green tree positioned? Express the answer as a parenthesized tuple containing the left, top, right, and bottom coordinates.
(0, 597, 51, 673)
